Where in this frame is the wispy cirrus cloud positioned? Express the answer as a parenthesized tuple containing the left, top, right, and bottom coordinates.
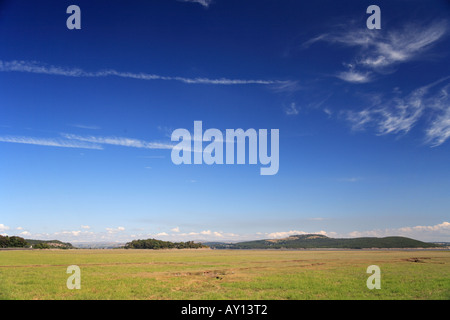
(62, 134, 175, 150)
(0, 133, 177, 151)
(347, 86, 426, 135)
(178, 0, 212, 8)
(344, 77, 450, 146)
(305, 20, 447, 83)
(269, 80, 301, 93)
(426, 109, 450, 147)
(285, 102, 300, 116)
(424, 83, 450, 146)
(336, 70, 372, 83)
(0, 60, 288, 86)
(0, 135, 103, 149)
(358, 21, 447, 69)
(70, 124, 101, 130)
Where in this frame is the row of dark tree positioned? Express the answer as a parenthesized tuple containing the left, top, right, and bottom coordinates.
(0, 235, 73, 249)
(0, 235, 28, 248)
(33, 242, 51, 249)
(124, 238, 207, 249)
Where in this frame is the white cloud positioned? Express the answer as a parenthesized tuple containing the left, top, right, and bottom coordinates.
(336, 70, 372, 83)
(0, 224, 10, 232)
(175, 230, 239, 241)
(7, 222, 450, 244)
(0, 136, 103, 150)
(179, 0, 212, 8)
(55, 230, 82, 237)
(359, 21, 447, 68)
(270, 80, 301, 93)
(0, 60, 288, 86)
(398, 221, 450, 233)
(262, 223, 450, 242)
(266, 230, 307, 239)
(302, 33, 331, 49)
(171, 227, 180, 233)
(30, 230, 122, 243)
(345, 78, 450, 145)
(80, 225, 91, 230)
(266, 230, 331, 239)
(0, 132, 181, 152)
(424, 83, 450, 146)
(155, 232, 169, 237)
(312, 21, 446, 69)
(426, 108, 450, 147)
(62, 134, 175, 150)
(285, 102, 300, 115)
(70, 124, 101, 130)
(106, 227, 125, 234)
(16, 227, 23, 230)
(305, 21, 447, 82)
(347, 222, 450, 242)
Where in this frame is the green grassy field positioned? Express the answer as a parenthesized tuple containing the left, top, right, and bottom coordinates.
(0, 249, 448, 300)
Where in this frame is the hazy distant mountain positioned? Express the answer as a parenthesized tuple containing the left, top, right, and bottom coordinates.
(206, 234, 442, 249)
(72, 242, 126, 249)
(25, 239, 74, 249)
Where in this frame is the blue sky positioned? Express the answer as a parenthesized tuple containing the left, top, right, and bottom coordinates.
(0, 0, 449, 242)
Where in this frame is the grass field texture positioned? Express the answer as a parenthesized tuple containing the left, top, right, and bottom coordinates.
(0, 249, 449, 300)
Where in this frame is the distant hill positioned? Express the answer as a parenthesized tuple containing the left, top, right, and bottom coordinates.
(25, 239, 74, 249)
(207, 234, 442, 249)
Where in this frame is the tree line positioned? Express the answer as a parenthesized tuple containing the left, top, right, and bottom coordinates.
(124, 238, 208, 249)
(0, 235, 28, 248)
(0, 235, 73, 249)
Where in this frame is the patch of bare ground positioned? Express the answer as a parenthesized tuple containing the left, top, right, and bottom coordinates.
(402, 257, 444, 264)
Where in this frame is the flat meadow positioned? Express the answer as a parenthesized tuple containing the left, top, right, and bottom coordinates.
(0, 249, 448, 300)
